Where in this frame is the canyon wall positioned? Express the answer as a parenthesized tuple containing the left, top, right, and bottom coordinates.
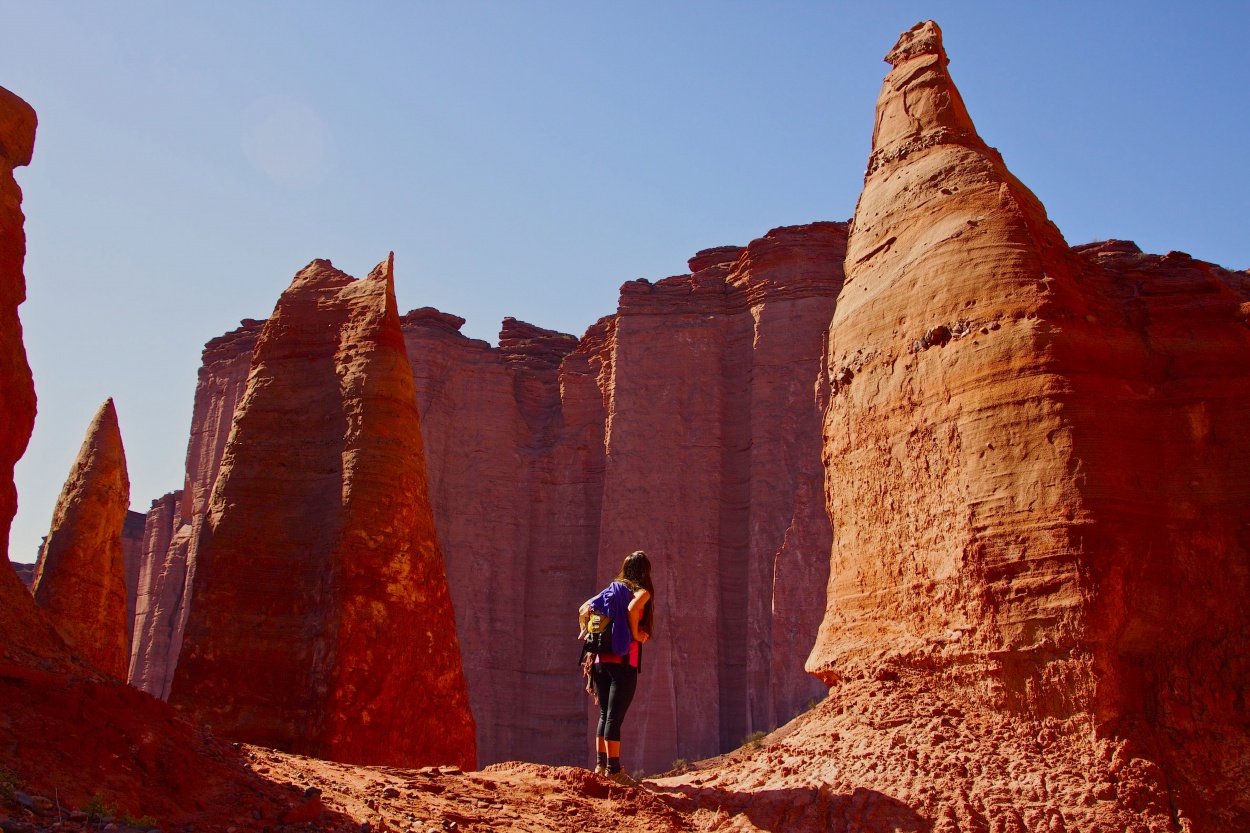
(135, 222, 844, 775)
(171, 256, 476, 770)
(801, 20, 1250, 830)
(401, 311, 601, 767)
(31, 399, 132, 678)
(128, 319, 261, 696)
(594, 223, 843, 774)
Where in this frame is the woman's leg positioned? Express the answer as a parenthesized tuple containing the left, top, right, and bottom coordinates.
(591, 664, 613, 772)
(602, 664, 638, 773)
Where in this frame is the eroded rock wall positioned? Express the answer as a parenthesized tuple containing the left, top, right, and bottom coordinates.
(402, 311, 596, 767)
(171, 256, 476, 770)
(31, 399, 132, 679)
(128, 319, 261, 696)
(595, 223, 844, 774)
(806, 20, 1250, 830)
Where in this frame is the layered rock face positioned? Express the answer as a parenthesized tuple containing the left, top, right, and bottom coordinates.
(31, 399, 132, 678)
(402, 311, 597, 767)
(805, 20, 1250, 829)
(171, 256, 476, 770)
(128, 319, 261, 697)
(400, 223, 842, 772)
(594, 223, 843, 774)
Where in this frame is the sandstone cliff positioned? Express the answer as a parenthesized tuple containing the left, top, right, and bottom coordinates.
(0, 85, 50, 668)
(789, 20, 1249, 830)
(402, 311, 596, 767)
(171, 256, 476, 770)
(128, 319, 262, 697)
(12, 561, 33, 590)
(593, 223, 843, 774)
(121, 509, 144, 640)
(31, 399, 132, 679)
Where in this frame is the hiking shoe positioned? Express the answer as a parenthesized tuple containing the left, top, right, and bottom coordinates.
(608, 771, 639, 787)
(593, 765, 608, 777)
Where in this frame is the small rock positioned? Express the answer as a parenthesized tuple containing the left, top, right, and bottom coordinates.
(303, 786, 322, 799)
(437, 766, 463, 776)
(923, 325, 951, 348)
(69, 811, 88, 822)
(382, 787, 400, 799)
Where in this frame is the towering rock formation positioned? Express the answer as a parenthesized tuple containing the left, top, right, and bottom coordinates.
(171, 256, 476, 770)
(128, 319, 262, 696)
(593, 223, 843, 773)
(402, 311, 596, 766)
(0, 84, 65, 667)
(795, 20, 1249, 829)
(31, 399, 132, 678)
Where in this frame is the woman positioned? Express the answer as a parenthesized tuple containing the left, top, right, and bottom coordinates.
(580, 550, 654, 782)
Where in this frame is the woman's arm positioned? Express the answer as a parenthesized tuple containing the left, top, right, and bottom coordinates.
(627, 589, 651, 643)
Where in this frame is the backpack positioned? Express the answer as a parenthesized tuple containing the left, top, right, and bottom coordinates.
(579, 608, 613, 663)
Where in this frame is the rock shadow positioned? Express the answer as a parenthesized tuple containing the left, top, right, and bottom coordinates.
(649, 781, 931, 833)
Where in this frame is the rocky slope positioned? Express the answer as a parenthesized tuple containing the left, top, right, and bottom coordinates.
(127, 318, 262, 697)
(806, 19, 1248, 830)
(30, 399, 131, 679)
(171, 256, 476, 770)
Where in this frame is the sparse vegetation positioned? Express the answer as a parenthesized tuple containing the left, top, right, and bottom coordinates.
(122, 812, 159, 828)
(81, 793, 118, 821)
(0, 769, 23, 802)
(742, 729, 768, 750)
(670, 757, 689, 774)
(629, 769, 646, 783)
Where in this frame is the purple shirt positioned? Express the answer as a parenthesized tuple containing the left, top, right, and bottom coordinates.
(588, 580, 635, 657)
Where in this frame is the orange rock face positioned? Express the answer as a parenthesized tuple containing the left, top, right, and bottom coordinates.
(171, 256, 476, 770)
(809, 20, 1250, 829)
(129, 319, 262, 697)
(31, 399, 132, 678)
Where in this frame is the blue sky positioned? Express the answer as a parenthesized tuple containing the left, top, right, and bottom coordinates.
(3, 2, 1247, 563)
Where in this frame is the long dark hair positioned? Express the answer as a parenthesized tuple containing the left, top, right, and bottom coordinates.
(616, 550, 654, 635)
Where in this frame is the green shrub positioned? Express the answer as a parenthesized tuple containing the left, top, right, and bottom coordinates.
(670, 758, 689, 773)
(742, 730, 768, 750)
(81, 793, 118, 821)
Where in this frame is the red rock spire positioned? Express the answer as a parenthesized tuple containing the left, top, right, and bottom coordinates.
(172, 256, 476, 770)
(32, 399, 132, 678)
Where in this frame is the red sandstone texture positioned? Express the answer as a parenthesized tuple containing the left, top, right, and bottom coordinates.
(593, 223, 844, 774)
(806, 20, 1250, 830)
(402, 310, 596, 767)
(172, 256, 476, 770)
(128, 318, 262, 697)
(120, 509, 143, 642)
(0, 88, 345, 831)
(397, 222, 842, 772)
(30, 400, 131, 679)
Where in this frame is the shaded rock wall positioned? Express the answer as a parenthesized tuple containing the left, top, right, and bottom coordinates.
(0, 84, 67, 669)
(128, 319, 261, 696)
(171, 257, 476, 770)
(12, 561, 33, 590)
(121, 509, 144, 641)
(401, 311, 598, 767)
(31, 399, 131, 679)
(809, 20, 1250, 830)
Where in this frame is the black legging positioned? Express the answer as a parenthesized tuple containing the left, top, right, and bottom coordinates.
(592, 661, 638, 742)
